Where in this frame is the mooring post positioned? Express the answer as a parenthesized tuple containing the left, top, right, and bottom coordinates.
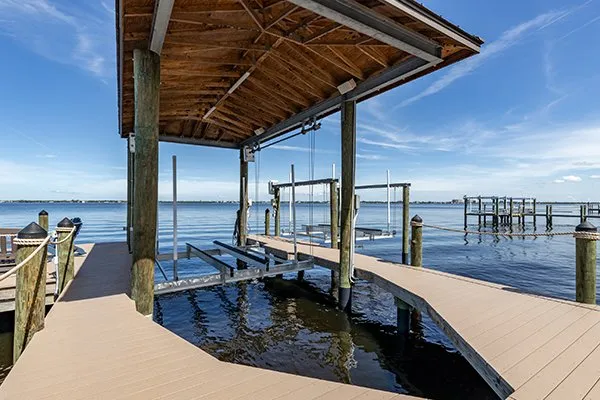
(339, 100, 356, 312)
(549, 205, 553, 228)
(395, 297, 410, 335)
(532, 199, 537, 228)
(13, 222, 48, 362)
(56, 218, 75, 295)
(410, 215, 423, 267)
(494, 198, 500, 227)
(131, 48, 160, 316)
(463, 196, 468, 229)
(274, 188, 281, 237)
(264, 208, 270, 236)
(330, 180, 340, 299)
(38, 210, 48, 232)
(478, 196, 482, 226)
(126, 137, 135, 253)
(521, 199, 526, 225)
(238, 148, 249, 248)
(509, 198, 514, 227)
(402, 185, 410, 264)
(575, 221, 598, 304)
(580, 205, 587, 223)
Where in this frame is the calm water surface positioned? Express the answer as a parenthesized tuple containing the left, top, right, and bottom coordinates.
(0, 202, 596, 398)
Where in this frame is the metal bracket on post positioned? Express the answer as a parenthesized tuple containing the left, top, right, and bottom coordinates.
(243, 145, 255, 162)
(128, 132, 135, 154)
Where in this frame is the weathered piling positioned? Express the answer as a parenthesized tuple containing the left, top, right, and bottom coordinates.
(330, 180, 339, 299)
(56, 218, 75, 295)
(575, 221, 598, 304)
(395, 297, 410, 335)
(131, 48, 160, 316)
(410, 215, 423, 267)
(509, 198, 514, 227)
(580, 205, 587, 223)
(493, 198, 499, 227)
(264, 209, 270, 236)
(549, 205, 553, 228)
(533, 199, 537, 227)
(339, 100, 356, 311)
(402, 185, 410, 264)
(274, 188, 281, 237)
(521, 199, 526, 225)
(13, 222, 48, 362)
(38, 210, 49, 232)
(478, 196, 482, 226)
(127, 136, 135, 253)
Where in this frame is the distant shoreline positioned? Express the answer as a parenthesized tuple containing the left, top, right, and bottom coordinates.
(0, 200, 594, 205)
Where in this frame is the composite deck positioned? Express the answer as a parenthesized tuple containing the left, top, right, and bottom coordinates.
(248, 234, 600, 400)
(0, 242, 417, 400)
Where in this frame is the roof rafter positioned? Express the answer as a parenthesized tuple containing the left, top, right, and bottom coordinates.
(149, 0, 174, 55)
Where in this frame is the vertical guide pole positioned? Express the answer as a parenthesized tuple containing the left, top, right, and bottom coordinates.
(238, 149, 249, 247)
(330, 178, 340, 299)
(410, 215, 423, 267)
(291, 164, 298, 261)
(56, 218, 75, 295)
(13, 223, 48, 362)
(172, 155, 178, 281)
(463, 197, 468, 229)
(127, 136, 135, 252)
(264, 208, 270, 235)
(386, 170, 391, 233)
(402, 185, 410, 264)
(509, 198, 514, 227)
(339, 100, 356, 311)
(274, 188, 281, 236)
(575, 221, 597, 304)
(132, 48, 160, 316)
(478, 196, 482, 226)
(533, 198, 537, 228)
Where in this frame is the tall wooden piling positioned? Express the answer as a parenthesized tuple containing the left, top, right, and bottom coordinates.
(410, 215, 423, 267)
(463, 197, 468, 229)
(330, 180, 340, 299)
(402, 185, 410, 264)
(580, 205, 587, 223)
(395, 297, 410, 335)
(509, 198, 514, 227)
(532, 199, 537, 227)
(13, 222, 48, 362)
(575, 221, 598, 304)
(56, 218, 75, 295)
(274, 188, 281, 237)
(521, 199, 526, 225)
(549, 205, 553, 228)
(478, 196, 482, 226)
(494, 198, 499, 227)
(238, 149, 249, 247)
(264, 209, 270, 236)
(38, 210, 48, 232)
(131, 48, 160, 316)
(339, 100, 356, 311)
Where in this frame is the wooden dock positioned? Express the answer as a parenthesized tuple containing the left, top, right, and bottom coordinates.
(249, 235, 600, 400)
(0, 242, 418, 399)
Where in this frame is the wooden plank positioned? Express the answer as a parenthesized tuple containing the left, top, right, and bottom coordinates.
(149, 0, 175, 54)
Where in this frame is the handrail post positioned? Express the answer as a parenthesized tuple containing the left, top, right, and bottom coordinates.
(575, 221, 598, 304)
(56, 218, 75, 295)
(13, 222, 48, 362)
(264, 208, 270, 236)
(410, 215, 423, 267)
(38, 210, 49, 232)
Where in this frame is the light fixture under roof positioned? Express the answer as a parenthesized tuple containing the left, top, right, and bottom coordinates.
(337, 79, 357, 95)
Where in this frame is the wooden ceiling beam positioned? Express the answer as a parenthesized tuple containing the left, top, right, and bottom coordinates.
(234, 85, 293, 117)
(303, 46, 363, 80)
(264, 5, 298, 31)
(268, 47, 336, 89)
(303, 22, 341, 43)
(205, 119, 249, 138)
(357, 46, 390, 67)
(149, 0, 174, 55)
(212, 110, 255, 132)
(326, 46, 364, 79)
(219, 105, 272, 127)
(247, 75, 309, 108)
(238, 0, 264, 30)
(263, 57, 327, 98)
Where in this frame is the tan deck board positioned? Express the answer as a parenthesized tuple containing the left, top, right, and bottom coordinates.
(249, 234, 600, 400)
(0, 242, 418, 400)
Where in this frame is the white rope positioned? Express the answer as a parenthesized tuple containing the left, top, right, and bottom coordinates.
(422, 223, 578, 237)
(49, 227, 77, 245)
(0, 236, 51, 283)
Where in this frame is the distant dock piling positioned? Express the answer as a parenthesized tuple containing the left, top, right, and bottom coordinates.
(38, 210, 48, 232)
(264, 209, 270, 236)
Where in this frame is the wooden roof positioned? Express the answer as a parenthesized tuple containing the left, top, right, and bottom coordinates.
(116, 0, 483, 149)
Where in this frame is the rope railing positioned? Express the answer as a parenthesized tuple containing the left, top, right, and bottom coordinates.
(0, 226, 77, 283)
(421, 223, 600, 239)
(0, 235, 51, 283)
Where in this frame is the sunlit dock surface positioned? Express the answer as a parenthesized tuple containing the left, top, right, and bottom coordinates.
(0, 242, 417, 400)
(249, 235, 600, 400)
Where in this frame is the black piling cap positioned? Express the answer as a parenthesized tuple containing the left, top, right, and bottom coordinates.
(18, 222, 48, 239)
(57, 217, 74, 228)
(576, 220, 597, 232)
(38, 210, 48, 216)
(411, 215, 423, 223)
(265, 208, 270, 214)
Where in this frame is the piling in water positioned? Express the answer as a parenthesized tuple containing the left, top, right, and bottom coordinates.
(264, 209, 270, 236)
(575, 221, 597, 304)
(411, 215, 423, 267)
(38, 210, 48, 232)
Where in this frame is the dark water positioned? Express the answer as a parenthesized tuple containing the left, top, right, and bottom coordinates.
(0, 202, 596, 398)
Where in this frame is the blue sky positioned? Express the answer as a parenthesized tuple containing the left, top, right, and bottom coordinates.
(1, 0, 600, 201)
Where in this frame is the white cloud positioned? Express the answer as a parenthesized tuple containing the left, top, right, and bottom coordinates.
(590, 175, 600, 179)
(356, 153, 386, 161)
(553, 179, 565, 183)
(0, 0, 114, 77)
(357, 137, 412, 150)
(396, 9, 573, 108)
(563, 175, 582, 182)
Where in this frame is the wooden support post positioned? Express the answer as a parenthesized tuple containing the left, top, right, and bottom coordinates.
(509, 198, 514, 227)
(522, 199, 526, 225)
(575, 221, 598, 304)
(13, 222, 48, 362)
(127, 138, 135, 253)
(402, 185, 410, 264)
(131, 48, 160, 316)
(580, 205, 587, 223)
(533, 199, 537, 228)
(330, 180, 340, 299)
(238, 149, 249, 247)
(395, 297, 410, 335)
(56, 218, 75, 295)
(463, 197, 468, 229)
(410, 215, 423, 267)
(494, 198, 499, 227)
(38, 210, 48, 232)
(549, 205, 553, 228)
(274, 188, 281, 237)
(264, 209, 270, 236)
(478, 196, 482, 226)
(339, 100, 356, 312)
